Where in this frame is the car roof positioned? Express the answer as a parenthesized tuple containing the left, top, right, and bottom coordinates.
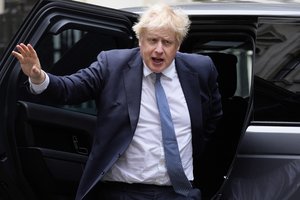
(123, 2, 300, 17)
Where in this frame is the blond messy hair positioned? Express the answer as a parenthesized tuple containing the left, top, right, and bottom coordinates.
(132, 3, 191, 45)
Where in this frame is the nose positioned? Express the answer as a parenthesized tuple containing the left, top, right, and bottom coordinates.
(155, 42, 163, 53)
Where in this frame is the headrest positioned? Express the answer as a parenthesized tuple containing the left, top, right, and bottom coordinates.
(203, 52, 238, 98)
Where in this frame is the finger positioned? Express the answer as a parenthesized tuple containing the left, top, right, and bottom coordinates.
(16, 44, 28, 56)
(20, 43, 33, 56)
(27, 44, 37, 57)
(11, 50, 24, 61)
(20, 43, 28, 49)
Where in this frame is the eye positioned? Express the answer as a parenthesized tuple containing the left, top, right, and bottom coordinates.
(163, 40, 173, 46)
(147, 38, 157, 44)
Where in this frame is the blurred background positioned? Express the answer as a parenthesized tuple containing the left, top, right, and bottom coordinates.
(1, 0, 300, 59)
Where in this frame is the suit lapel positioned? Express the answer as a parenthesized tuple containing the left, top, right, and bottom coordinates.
(123, 50, 203, 135)
(123, 50, 143, 132)
(175, 57, 203, 132)
(176, 56, 204, 156)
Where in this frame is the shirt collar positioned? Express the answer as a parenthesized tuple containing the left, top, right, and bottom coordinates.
(143, 60, 176, 80)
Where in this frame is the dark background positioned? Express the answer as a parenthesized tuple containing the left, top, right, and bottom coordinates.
(0, 0, 36, 59)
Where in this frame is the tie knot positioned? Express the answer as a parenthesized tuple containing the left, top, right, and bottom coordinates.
(155, 73, 162, 82)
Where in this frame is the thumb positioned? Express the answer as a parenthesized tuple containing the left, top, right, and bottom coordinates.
(30, 66, 45, 84)
(31, 66, 41, 77)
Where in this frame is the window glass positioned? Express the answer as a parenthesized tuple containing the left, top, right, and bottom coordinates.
(18, 29, 122, 115)
(220, 48, 252, 98)
(254, 18, 300, 122)
(182, 36, 253, 99)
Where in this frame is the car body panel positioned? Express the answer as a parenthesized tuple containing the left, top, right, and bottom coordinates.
(125, 3, 300, 16)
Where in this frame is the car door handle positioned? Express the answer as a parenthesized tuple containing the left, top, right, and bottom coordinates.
(72, 135, 89, 155)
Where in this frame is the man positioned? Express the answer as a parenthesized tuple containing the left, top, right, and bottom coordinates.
(12, 3, 222, 200)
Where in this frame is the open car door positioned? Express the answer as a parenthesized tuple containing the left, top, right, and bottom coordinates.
(0, 0, 138, 199)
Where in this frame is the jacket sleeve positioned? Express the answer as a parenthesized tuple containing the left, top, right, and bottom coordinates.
(204, 57, 223, 139)
(39, 51, 108, 105)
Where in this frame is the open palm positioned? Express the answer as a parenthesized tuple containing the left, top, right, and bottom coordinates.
(12, 43, 44, 84)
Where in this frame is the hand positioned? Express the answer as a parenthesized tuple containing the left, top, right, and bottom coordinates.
(12, 43, 45, 84)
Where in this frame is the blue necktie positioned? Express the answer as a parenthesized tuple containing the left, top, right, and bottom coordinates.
(154, 73, 192, 196)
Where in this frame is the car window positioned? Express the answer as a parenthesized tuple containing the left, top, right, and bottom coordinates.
(254, 18, 300, 122)
(181, 18, 255, 100)
(18, 28, 130, 115)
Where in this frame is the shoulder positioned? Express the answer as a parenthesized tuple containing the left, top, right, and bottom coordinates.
(92, 48, 142, 77)
(98, 47, 140, 61)
(175, 51, 215, 73)
(94, 47, 141, 71)
(177, 51, 212, 64)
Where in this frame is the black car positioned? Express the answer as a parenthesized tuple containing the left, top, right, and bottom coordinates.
(1, 0, 300, 199)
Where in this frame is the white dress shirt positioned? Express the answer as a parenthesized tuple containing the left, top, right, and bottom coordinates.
(29, 72, 49, 94)
(30, 60, 194, 185)
(103, 60, 193, 185)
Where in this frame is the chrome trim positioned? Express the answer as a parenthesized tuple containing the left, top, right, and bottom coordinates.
(239, 125, 300, 155)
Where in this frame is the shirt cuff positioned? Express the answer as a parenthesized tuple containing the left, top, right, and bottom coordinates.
(29, 71, 50, 94)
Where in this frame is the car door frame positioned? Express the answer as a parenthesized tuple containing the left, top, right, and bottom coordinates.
(0, 0, 138, 199)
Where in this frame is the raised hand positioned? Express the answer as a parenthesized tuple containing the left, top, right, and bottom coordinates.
(12, 43, 45, 84)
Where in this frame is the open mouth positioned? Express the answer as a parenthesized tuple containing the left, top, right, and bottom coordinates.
(152, 57, 164, 65)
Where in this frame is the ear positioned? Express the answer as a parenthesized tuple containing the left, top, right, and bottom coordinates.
(177, 43, 181, 50)
(138, 36, 143, 47)
(176, 40, 181, 50)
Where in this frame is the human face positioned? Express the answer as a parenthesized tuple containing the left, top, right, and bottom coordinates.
(139, 28, 180, 73)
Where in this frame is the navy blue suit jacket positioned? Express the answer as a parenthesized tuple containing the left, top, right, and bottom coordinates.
(44, 47, 222, 200)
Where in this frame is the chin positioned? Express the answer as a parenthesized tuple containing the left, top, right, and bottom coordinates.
(151, 68, 163, 73)
(149, 65, 166, 73)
